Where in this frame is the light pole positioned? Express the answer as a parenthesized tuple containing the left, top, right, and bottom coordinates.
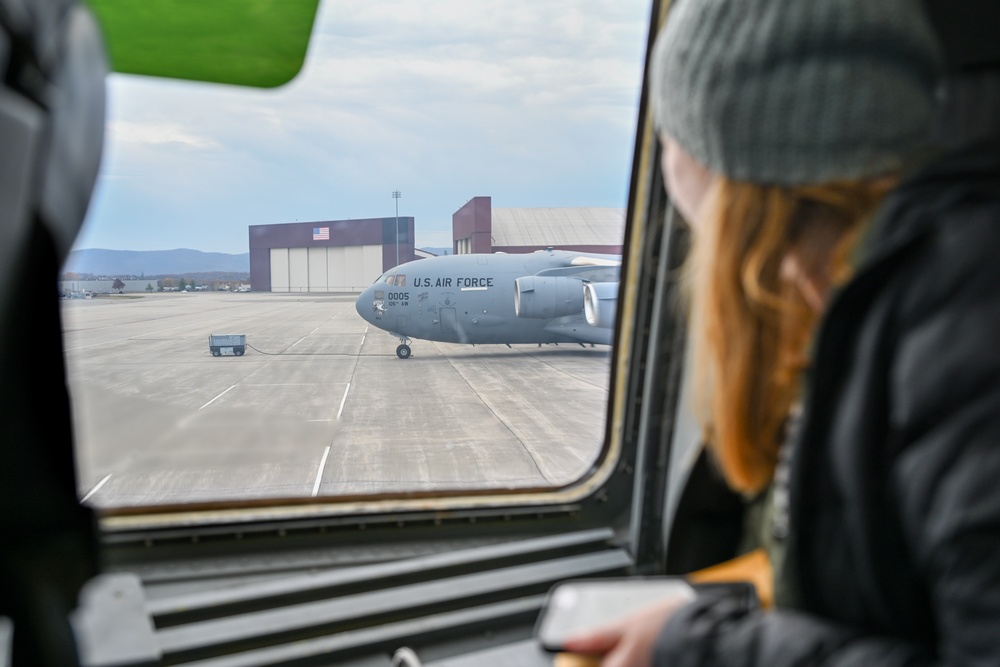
(392, 190, 402, 267)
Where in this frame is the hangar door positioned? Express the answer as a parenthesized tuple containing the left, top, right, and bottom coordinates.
(269, 245, 383, 293)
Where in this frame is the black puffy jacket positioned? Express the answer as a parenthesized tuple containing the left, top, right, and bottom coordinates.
(656, 142, 1000, 666)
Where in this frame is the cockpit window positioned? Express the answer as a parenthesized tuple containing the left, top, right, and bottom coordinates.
(63, 0, 648, 517)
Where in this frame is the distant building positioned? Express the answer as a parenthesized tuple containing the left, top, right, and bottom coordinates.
(59, 279, 154, 295)
(247, 201, 621, 293)
(248, 218, 414, 293)
(452, 196, 624, 255)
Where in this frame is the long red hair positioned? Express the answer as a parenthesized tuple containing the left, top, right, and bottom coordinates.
(687, 178, 891, 495)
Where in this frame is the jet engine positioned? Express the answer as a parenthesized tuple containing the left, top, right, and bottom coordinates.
(514, 276, 585, 319)
(584, 282, 618, 329)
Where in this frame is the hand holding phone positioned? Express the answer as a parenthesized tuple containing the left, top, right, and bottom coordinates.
(535, 578, 696, 654)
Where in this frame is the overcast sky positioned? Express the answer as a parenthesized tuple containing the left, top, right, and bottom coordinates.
(73, 0, 651, 256)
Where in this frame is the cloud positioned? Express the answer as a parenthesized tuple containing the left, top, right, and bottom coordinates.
(107, 120, 221, 149)
(79, 0, 649, 254)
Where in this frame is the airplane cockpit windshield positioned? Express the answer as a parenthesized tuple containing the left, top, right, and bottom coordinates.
(62, 0, 649, 520)
(384, 274, 406, 286)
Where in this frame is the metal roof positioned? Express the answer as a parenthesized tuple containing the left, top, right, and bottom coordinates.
(490, 207, 625, 247)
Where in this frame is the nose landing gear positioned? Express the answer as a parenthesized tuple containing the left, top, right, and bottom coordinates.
(396, 336, 412, 359)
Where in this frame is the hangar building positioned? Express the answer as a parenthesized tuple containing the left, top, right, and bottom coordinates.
(452, 196, 624, 255)
(249, 218, 414, 293)
(248, 199, 622, 293)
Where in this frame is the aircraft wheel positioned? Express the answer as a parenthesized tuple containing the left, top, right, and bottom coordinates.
(396, 344, 412, 359)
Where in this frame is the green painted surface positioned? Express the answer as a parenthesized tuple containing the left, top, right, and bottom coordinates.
(85, 0, 320, 88)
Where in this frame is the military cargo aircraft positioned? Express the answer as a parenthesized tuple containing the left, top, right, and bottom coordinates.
(355, 249, 621, 358)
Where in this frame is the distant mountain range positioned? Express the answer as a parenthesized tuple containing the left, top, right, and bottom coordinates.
(63, 248, 249, 277)
(420, 247, 452, 256)
(62, 246, 452, 278)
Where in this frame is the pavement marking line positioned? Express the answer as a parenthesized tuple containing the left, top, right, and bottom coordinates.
(312, 446, 331, 497)
(199, 384, 236, 410)
(287, 324, 322, 350)
(337, 383, 351, 420)
(287, 332, 310, 350)
(81, 473, 112, 503)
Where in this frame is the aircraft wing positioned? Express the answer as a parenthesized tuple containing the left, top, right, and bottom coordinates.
(514, 253, 619, 338)
(533, 253, 621, 282)
(570, 255, 621, 267)
(533, 264, 619, 283)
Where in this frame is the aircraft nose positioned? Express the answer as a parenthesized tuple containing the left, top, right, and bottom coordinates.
(355, 288, 372, 322)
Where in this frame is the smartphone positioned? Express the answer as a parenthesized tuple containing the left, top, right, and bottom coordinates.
(534, 577, 696, 653)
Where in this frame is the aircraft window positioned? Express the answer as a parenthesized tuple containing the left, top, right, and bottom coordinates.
(63, 0, 649, 521)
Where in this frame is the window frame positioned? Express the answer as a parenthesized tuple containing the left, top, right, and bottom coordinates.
(90, 1, 684, 553)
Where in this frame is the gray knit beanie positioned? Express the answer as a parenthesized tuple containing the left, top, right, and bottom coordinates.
(651, 0, 944, 185)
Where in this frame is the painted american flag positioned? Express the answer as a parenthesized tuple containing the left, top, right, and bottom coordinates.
(313, 227, 329, 241)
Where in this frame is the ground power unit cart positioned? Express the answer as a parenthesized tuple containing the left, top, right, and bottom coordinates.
(209, 334, 246, 357)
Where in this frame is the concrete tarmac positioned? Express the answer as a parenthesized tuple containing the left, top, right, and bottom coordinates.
(61, 292, 611, 508)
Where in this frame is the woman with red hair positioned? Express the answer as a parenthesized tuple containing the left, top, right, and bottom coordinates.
(565, 0, 1000, 664)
